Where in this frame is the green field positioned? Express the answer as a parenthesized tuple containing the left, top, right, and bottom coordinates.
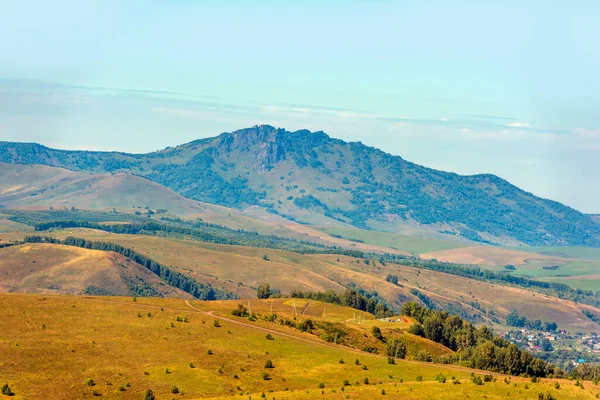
(537, 276, 600, 292)
(480, 258, 600, 291)
(319, 227, 469, 255)
(501, 260, 600, 278)
(506, 246, 600, 261)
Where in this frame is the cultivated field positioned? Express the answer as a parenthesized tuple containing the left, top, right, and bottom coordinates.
(319, 226, 469, 255)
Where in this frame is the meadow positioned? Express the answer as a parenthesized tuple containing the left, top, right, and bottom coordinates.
(1, 294, 598, 400)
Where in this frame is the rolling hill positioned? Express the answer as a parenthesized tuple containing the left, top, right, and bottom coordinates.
(13, 228, 600, 334)
(0, 243, 191, 298)
(0, 163, 209, 216)
(1, 293, 591, 400)
(1, 125, 599, 246)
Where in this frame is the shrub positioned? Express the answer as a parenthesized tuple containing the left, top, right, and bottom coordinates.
(257, 283, 271, 298)
(207, 349, 213, 355)
(84, 379, 96, 387)
(171, 386, 179, 394)
(355, 359, 360, 365)
(416, 375, 423, 382)
(262, 372, 271, 380)
(264, 360, 274, 368)
(414, 351, 432, 362)
(1, 384, 14, 396)
(213, 319, 221, 327)
(231, 304, 249, 317)
(118, 386, 126, 392)
(363, 378, 369, 385)
(319, 383, 325, 389)
(339, 358, 345, 364)
(91, 389, 101, 396)
(189, 362, 195, 368)
(554, 382, 560, 389)
(371, 326, 383, 341)
(387, 357, 395, 365)
(386, 338, 407, 359)
(472, 376, 483, 385)
(266, 333, 274, 340)
(144, 389, 156, 400)
(298, 319, 315, 332)
(165, 368, 170, 374)
(483, 374, 493, 382)
(436, 374, 446, 383)
(343, 380, 350, 386)
(381, 389, 386, 395)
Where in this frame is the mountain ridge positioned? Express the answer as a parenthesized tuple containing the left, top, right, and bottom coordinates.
(1, 124, 598, 247)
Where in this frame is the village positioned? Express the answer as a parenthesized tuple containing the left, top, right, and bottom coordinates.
(501, 328, 600, 368)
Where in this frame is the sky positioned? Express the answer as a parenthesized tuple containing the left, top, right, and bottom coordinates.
(0, 0, 599, 213)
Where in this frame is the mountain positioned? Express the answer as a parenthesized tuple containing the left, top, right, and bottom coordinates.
(2, 125, 599, 246)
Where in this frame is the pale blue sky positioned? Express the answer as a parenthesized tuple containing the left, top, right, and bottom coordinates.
(0, 0, 599, 212)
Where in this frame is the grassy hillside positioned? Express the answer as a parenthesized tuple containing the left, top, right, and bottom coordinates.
(0, 243, 191, 298)
(1, 294, 594, 400)
(2, 125, 599, 246)
(15, 228, 600, 333)
(0, 163, 212, 216)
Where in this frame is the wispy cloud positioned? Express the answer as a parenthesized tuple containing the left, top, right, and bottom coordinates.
(507, 122, 531, 128)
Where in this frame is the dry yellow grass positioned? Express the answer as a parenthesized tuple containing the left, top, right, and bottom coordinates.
(0, 243, 190, 298)
(5, 228, 600, 333)
(1, 294, 598, 400)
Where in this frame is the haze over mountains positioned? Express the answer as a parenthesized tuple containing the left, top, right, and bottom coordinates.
(1, 125, 599, 247)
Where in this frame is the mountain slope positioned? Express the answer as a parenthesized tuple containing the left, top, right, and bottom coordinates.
(1, 125, 598, 246)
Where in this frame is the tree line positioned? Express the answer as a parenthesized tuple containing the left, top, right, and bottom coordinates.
(289, 288, 394, 318)
(32, 219, 365, 258)
(23, 236, 236, 301)
(505, 311, 558, 332)
(401, 302, 558, 378)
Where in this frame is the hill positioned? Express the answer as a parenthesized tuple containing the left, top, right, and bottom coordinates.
(0, 163, 210, 216)
(2, 126, 599, 246)
(16, 228, 600, 334)
(0, 293, 590, 400)
(0, 243, 191, 298)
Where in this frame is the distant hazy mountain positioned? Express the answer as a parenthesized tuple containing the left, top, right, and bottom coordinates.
(1, 125, 598, 246)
